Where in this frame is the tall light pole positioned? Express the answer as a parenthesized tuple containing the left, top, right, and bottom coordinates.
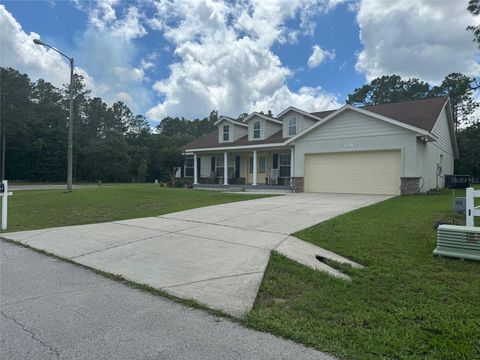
(33, 38, 74, 192)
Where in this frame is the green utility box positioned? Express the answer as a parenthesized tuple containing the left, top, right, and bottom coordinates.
(434, 224, 480, 261)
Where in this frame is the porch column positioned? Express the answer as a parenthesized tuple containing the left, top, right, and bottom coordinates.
(193, 153, 198, 185)
(223, 151, 228, 185)
(290, 148, 295, 177)
(252, 150, 257, 186)
(290, 147, 295, 187)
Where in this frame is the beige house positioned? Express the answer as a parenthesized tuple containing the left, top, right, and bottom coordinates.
(180, 96, 458, 195)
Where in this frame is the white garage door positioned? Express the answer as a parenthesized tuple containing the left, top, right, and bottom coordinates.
(305, 150, 401, 195)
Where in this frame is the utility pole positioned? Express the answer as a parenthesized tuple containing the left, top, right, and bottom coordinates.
(0, 90, 5, 181)
(34, 38, 75, 192)
(67, 57, 74, 192)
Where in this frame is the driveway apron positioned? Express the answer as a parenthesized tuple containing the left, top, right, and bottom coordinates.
(3, 193, 390, 317)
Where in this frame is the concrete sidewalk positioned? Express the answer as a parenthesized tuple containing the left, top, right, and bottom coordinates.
(3, 193, 389, 317)
(9, 184, 94, 191)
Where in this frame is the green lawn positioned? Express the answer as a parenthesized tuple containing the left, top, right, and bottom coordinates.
(245, 189, 480, 360)
(3, 184, 271, 233)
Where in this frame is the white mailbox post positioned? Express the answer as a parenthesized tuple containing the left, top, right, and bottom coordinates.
(466, 187, 480, 227)
(1, 180, 13, 230)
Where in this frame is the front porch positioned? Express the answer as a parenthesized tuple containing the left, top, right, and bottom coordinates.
(192, 183, 292, 193)
(182, 148, 295, 188)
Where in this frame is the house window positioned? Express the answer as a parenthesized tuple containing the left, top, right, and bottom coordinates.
(211, 157, 216, 172)
(288, 117, 297, 136)
(216, 156, 224, 176)
(259, 156, 266, 174)
(279, 154, 291, 177)
(253, 121, 261, 139)
(223, 124, 230, 141)
(249, 157, 253, 173)
(184, 158, 194, 177)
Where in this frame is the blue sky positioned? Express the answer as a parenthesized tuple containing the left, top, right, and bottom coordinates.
(1, 1, 479, 123)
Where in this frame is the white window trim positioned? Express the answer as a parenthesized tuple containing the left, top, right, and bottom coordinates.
(288, 117, 297, 136)
(223, 124, 230, 141)
(253, 121, 261, 139)
(184, 158, 194, 178)
(279, 154, 291, 178)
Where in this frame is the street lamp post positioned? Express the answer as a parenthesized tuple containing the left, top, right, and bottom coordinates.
(33, 38, 74, 192)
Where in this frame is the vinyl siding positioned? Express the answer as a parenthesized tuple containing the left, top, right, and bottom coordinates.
(233, 124, 248, 141)
(264, 119, 282, 138)
(301, 109, 410, 141)
(293, 109, 417, 178)
(431, 107, 454, 156)
(217, 120, 247, 143)
(415, 107, 455, 190)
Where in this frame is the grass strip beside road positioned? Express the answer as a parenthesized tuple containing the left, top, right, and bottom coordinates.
(245, 189, 480, 360)
(4, 184, 272, 233)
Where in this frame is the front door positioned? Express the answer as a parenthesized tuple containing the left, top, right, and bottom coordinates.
(245, 153, 267, 184)
(246, 156, 253, 184)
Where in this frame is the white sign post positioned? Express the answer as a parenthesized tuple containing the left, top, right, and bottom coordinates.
(466, 187, 480, 227)
(1, 180, 13, 230)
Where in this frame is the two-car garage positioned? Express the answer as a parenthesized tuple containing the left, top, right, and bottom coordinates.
(304, 150, 402, 195)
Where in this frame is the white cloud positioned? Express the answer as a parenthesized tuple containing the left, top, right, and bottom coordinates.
(355, 0, 480, 84)
(0, 5, 93, 89)
(146, 0, 341, 121)
(253, 86, 340, 114)
(77, 0, 118, 29)
(110, 6, 146, 41)
(114, 66, 144, 81)
(141, 59, 155, 70)
(308, 45, 335, 68)
(115, 91, 135, 107)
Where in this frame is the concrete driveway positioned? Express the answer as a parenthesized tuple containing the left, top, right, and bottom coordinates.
(3, 193, 389, 317)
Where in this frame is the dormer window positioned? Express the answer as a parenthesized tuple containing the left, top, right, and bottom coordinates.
(288, 117, 297, 136)
(223, 124, 230, 141)
(253, 121, 261, 139)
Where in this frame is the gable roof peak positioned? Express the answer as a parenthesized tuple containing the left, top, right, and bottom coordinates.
(242, 112, 282, 124)
(214, 115, 248, 127)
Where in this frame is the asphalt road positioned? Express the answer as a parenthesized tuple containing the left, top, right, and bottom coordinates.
(0, 241, 334, 360)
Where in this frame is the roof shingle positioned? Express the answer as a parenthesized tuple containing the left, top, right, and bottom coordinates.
(311, 96, 448, 132)
(182, 96, 449, 151)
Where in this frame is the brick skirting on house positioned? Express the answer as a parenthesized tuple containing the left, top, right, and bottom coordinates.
(400, 177, 422, 195)
(291, 177, 304, 193)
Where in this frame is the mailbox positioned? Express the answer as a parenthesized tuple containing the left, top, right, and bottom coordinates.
(454, 197, 466, 214)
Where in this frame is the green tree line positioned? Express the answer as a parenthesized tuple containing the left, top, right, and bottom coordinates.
(0, 67, 217, 183)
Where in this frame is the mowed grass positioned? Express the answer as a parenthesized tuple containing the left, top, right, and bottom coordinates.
(4, 184, 272, 233)
(245, 189, 480, 360)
